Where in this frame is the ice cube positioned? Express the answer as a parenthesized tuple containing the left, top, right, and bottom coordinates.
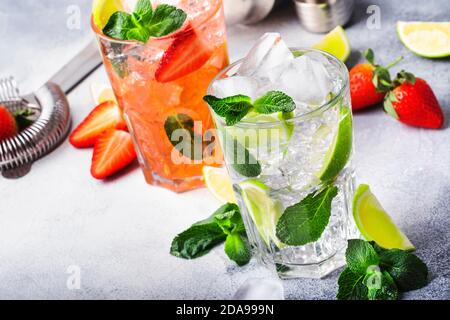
(233, 277, 285, 300)
(238, 33, 294, 82)
(277, 53, 333, 105)
(210, 76, 259, 100)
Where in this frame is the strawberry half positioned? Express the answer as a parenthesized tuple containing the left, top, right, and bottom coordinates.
(70, 101, 127, 148)
(0, 105, 18, 142)
(155, 26, 212, 83)
(384, 72, 444, 129)
(91, 129, 137, 180)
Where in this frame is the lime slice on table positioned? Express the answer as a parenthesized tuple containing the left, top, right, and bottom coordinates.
(313, 26, 351, 62)
(239, 179, 284, 248)
(93, 0, 125, 29)
(353, 184, 415, 250)
(203, 166, 237, 204)
(226, 111, 294, 152)
(317, 106, 353, 182)
(397, 21, 450, 58)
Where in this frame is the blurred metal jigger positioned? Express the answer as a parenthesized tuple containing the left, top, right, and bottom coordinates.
(224, 0, 284, 25)
(293, 0, 355, 33)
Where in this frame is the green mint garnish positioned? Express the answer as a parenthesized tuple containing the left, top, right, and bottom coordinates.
(223, 134, 261, 178)
(275, 185, 338, 246)
(253, 91, 296, 114)
(203, 91, 296, 126)
(103, 0, 187, 43)
(164, 113, 208, 161)
(337, 239, 429, 300)
(170, 203, 251, 266)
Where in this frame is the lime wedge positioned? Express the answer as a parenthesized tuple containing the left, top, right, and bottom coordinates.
(313, 26, 351, 62)
(397, 21, 450, 58)
(90, 83, 117, 105)
(239, 179, 284, 247)
(93, 0, 124, 29)
(203, 166, 237, 204)
(226, 111, 294, 152)
(353, 184, 415, 250)
(317, 106, 353, 182)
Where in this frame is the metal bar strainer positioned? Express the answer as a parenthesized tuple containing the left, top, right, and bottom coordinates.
(0, 40, 101, 179)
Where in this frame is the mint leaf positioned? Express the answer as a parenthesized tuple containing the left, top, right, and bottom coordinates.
(203, 95, 253, 126)
(223, 135, 261, 177)
(224, 233, 251, 266)
(214, 203, 246, 235)
(135, 0, 153, 23)
(379, 249, 428, 292)
(365, 270, 399, 300)
(276, 185, 338, 246)
(253, 91, 296, 114)
(346, 239, 380, 275)
(103, 12, 133, 40)
(147, 4, 187, 37)
(170, 224, 226, 259)
(127, 26, 150, 43)
(337, 268, 368, 300)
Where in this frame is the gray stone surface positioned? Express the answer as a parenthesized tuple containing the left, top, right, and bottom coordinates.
(0, 0, 449, 299)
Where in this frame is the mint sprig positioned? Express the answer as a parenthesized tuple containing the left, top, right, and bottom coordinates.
(337, 239, 429, 300)
(203, 91, 296, 126)
(103, 0, 187, 43)
(275, 185, 338, 246)
(170, 203, 251, 266)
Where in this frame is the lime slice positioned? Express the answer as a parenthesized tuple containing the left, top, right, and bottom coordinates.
(317, 106, 353, 182)
(239, 179, 284, 247)
(313, 26, 351, 62)
(397, 21, 450, 58)
(226, 111, 294, 152)
(203, 166, 237, 204)
(353, 184, 415, 250)
(90, 83, 117, 105)
(93, 0, 124, 29)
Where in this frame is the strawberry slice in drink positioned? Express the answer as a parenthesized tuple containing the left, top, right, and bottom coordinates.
(91, 129, 137, 179)
(155, 24, 213, 83)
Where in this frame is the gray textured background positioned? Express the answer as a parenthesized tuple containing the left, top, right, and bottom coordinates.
(0, 0, 449, 299)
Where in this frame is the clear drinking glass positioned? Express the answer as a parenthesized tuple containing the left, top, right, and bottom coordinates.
(207, 48, 359, 279)
(92, 0, 228, 192)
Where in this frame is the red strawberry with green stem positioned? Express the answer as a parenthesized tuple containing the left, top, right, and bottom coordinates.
(384, 71, 444, 129)
(350, 49, 403, 111)
(0, 105, 35, 142)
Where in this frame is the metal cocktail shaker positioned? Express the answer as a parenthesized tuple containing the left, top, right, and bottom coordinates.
(223, 0, 284, 24)
(293, 0, 355, 33)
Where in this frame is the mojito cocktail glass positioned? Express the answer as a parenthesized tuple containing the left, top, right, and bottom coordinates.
(207, 44, 359, 279)
(92, 0, 228, 192)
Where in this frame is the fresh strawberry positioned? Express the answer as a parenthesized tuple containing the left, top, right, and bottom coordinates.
(384, 72, 444, 129)
(91, 129, 137, 179)
(69, 101, 127, 148)
(350, 49, 402, 111)
(155, 25, 212, 83)
(0, 105, 18, 141)
(0, 105, 35, 142)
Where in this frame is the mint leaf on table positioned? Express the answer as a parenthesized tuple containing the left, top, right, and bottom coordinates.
(379, 249, 428, 292)
(346, 239, 380, 275)
(224, 233, 251, 266)
(337, 268, 368, 300)
(203, 95, 253, 126)
(102, 0, 187, 43)
(253, 91, 296, 114)
(365, 270, 399, 300)
(275, 185, 338, 246)
(170, 203, 252, 266)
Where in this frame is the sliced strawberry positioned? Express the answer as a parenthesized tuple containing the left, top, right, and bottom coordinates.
(155, 26, 212, 83)
(70, 101, 127, 148)
(91, 129, 137, 180)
